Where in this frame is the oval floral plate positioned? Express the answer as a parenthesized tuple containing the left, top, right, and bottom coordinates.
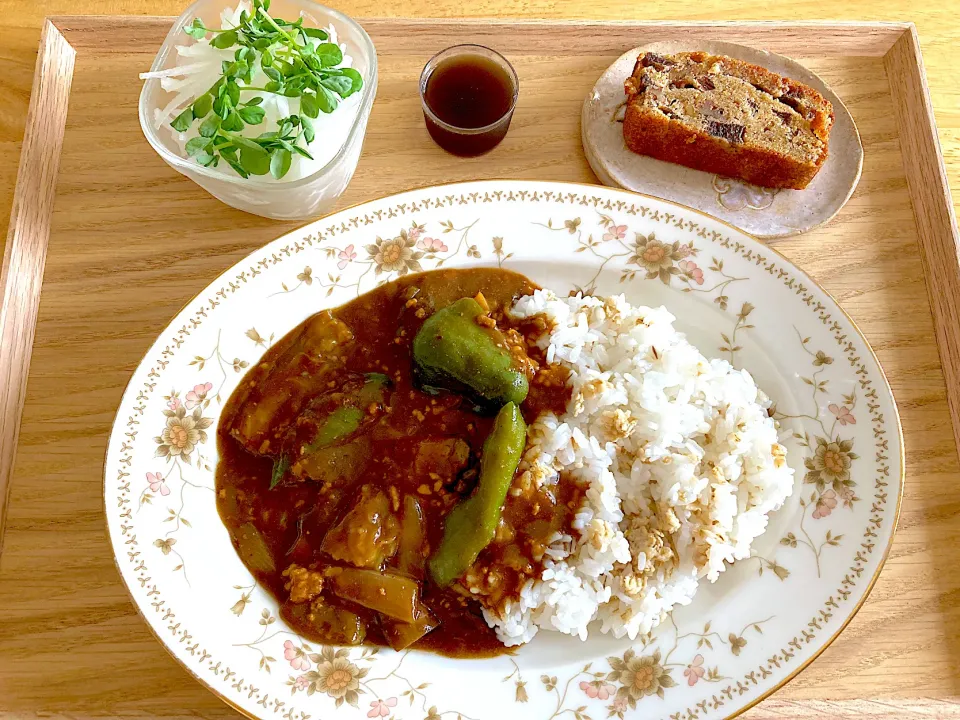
(105, 180, 902, 720)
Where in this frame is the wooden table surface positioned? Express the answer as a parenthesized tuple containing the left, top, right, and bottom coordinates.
(3, 1, 960, 261)
(0, 2, 958, 720)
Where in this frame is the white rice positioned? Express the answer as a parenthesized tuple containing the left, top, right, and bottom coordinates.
(483, 290, 793, 645)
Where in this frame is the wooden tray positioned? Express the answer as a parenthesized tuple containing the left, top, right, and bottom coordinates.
(1, 17, 959, 719)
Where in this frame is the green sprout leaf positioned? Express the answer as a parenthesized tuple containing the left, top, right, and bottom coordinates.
(321, 75, 353, 96)
(239, 143, 271, 175)
(315, 43, 343, 67)
(340, 67, 363, 96)
(285, 75, 308, 93)
(300, 114, 315, 143)
(291, 144, 313, 160)
(210, 29, 239, 49)
(270, 148, 292, 179)
(184, 18, 207, 39)
(199, 114, 221, 138)
(213, 94, 230, 119)
(171, 107, 194, 132)
(299, 92, 320, 118)
(222, 109, 245, 131)
(239, 106, 266, 124)
(226, 81, 241, 106)
(185, 136, 212, 157)
(230, 135, 263, 152)
(225, 154, 249, 178)
(316, 86, 338, 113)
(192, 92, 213, 118)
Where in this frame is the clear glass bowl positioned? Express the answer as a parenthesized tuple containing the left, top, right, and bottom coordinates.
(139, 0, 377, 220)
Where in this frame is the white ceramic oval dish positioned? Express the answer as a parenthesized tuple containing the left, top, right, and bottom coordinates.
(581, 41, 864, 239)
(105, 180, 900, 720)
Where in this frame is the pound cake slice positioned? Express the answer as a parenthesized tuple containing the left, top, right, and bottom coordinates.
(623, 51, 834, 189)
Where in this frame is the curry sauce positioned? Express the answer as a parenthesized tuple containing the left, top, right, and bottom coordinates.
(216, 268, 578, 657)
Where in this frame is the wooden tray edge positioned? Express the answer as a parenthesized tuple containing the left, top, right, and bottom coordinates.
(884, 27, 960, 460)
(47, 16, 912, 54)
(0, 19, 75, 554)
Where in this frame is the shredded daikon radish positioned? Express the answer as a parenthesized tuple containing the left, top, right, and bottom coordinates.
(139, 63, 210, 81)
(153, 72, 219, 129)
(144, 1, 362, 182)
(220, 3, 244, 28)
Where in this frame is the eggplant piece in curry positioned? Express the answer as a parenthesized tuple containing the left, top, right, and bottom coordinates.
(216, 268, 581, 657)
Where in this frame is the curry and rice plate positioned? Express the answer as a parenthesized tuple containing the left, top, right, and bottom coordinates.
(215, 268, 792, 657)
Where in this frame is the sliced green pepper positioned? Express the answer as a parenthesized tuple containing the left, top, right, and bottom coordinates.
(310, 406, 363, 449)
(234, 522, 276, 574)
(362, 372, 390, 389)
(283, 600, 367, 646)
(269, 455, 290, 489)
(381, 605, 439, 651)
(428, 402, 526, 588)
(304, 375, 390, 454)
(328, 568, 420, 623)
(396, 495, 425, 578)
(291, 438, 370, 486)
(412, 298, 528, 407)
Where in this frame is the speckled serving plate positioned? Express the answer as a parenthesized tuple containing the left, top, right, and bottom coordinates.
(104, 181, 900, 720)
(581, 41, 864, 239)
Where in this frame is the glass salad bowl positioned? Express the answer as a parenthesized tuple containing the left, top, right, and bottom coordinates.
(139, 0, 377, 220)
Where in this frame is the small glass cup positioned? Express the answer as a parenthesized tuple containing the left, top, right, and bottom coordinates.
(419, 44, 519, 157)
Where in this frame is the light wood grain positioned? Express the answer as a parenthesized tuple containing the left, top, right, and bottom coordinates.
(884, 27, 960, 465)
(2, 1, 958, 265)
(50, 15, 911, 55)
(0, 20, 74, 555)
(746, 699, 960, 718)
(0, 15, 958, 720)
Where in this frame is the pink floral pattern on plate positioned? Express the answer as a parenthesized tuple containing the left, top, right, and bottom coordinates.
(104, 182, 901, 720)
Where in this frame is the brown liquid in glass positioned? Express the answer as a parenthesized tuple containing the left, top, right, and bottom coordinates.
(423, 54, 516, 156)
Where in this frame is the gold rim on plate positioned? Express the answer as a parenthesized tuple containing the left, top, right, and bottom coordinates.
(103, 179, 904, 720)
